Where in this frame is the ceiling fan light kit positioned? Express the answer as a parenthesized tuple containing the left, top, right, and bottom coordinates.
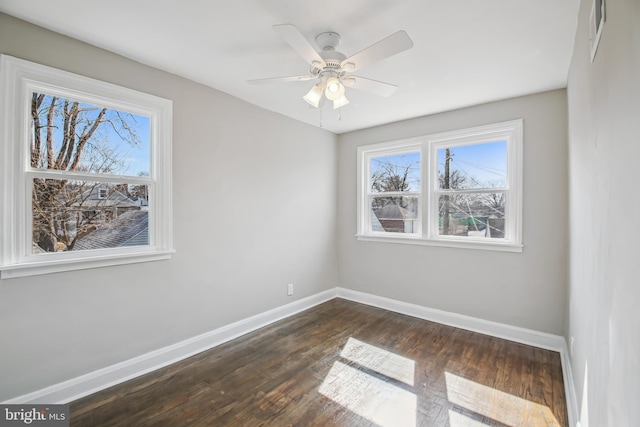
(332, 95, 350, 109)
(248, 24, 414, 113)
(324, 76, 345, 100)
(303, 84, 324, 108)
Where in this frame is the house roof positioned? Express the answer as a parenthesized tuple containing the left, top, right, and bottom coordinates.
(374, 203, 417, 220)
(370, 211, 385, 232)
(74, 187, 139, 209)
(74, 210, 149, 251)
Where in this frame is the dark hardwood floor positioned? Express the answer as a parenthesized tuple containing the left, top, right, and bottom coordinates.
(70, 299, 568, 426)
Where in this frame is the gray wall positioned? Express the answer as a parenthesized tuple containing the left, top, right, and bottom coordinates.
(337, 90, 568, 335)
(567, 0, 640, 425)
(0, 13, 338, 401)
(2, 6, 602, 411)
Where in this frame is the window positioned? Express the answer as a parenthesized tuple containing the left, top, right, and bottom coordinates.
(0, 55, 173, 278)
(357, 120, 523, 252)
(362, 143, 422, 237)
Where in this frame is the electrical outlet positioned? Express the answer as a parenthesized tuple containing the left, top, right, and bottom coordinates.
(287, 283, 294, 296)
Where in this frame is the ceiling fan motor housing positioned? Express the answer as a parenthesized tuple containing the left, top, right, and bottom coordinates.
(309, 32, 347, 79)
(315, 31, 341, 51)
(313, 50, 347, 80)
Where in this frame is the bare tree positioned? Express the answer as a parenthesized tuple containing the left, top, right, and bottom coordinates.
(371, 157, 418, 209)
(482, 191, 505, 217)
(31, 93, 140, 251)
(441, 149, 452, 234)
(438, 153, 506, 236)
(439, 149, 471, 235)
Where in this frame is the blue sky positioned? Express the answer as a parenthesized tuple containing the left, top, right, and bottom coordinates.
(112, 113, 150, 176)
(370, 152, 421, 191)
(370, 140, 507, 191)
(437, 140, 507, 188)
(33, 94, 150, 176)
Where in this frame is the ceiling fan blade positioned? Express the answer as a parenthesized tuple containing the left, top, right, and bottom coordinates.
(247, 75, 316, 85)
(341, 31, 413, 72)
(343, 76, 398, 97)
(273, 24, 327, 68)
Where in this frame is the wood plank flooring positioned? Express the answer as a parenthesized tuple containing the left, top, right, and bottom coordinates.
(70, 299, 568, 426)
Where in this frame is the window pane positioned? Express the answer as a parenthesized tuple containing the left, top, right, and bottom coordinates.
(370, 152, 420, 193)
(371, 196, 418, 233)
(438, 193, 506, 238)
(32, 179, 149, 253)
(30, 92, 151, 176)
(437, 141, 507, 190)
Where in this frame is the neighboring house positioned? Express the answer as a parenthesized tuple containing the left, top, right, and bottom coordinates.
(440, 197, 505, 237)
(74, 185, 141, 219)
(486, 218, 505, 238)
(34, 184, 149, 253)
(130, 196, 149, 207)
(461, 216, 505, 238)
(74, 210, 149, 250)
(374, 203, 417, 233)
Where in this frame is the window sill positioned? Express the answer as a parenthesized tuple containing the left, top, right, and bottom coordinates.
(0, 249, 175, 279)
(356, 234, 523, 253)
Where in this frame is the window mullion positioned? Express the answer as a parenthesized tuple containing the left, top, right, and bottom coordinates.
(25, 169, 152, 185)
(435, 188, 508, 195)
(367, 191, 420, 197)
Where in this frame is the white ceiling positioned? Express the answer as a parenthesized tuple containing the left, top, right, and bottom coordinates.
(0, 0, 579, 134)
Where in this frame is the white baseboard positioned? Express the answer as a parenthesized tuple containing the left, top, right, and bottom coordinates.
(336, 287, 579, 427)
(3, 288, 338, 404)
(559, 340, 580, 427)
(336, 287, 565, 350)
(3, 286, 579, 427)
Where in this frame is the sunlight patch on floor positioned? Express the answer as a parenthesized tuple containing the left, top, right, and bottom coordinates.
(448, 410, 490, 426)
(319, 361, 417, 426)
(340, 337, 415, 386)
(320, 338, 418, 427)
(445, 371, 561, 427)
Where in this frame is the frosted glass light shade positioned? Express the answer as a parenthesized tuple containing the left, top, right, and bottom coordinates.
(324, 77, 345, 101)
(303, 85, 323, 108)
(333, 95, 350, 109)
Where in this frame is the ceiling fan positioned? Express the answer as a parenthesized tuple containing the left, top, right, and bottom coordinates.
(248, 24, 414, 109)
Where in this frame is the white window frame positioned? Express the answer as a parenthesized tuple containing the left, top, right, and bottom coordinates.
(361, 142, 422, 238)
(98, 188, 108, 200)
(0, 55, 174, 279)
(357, 120, 523, 253)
